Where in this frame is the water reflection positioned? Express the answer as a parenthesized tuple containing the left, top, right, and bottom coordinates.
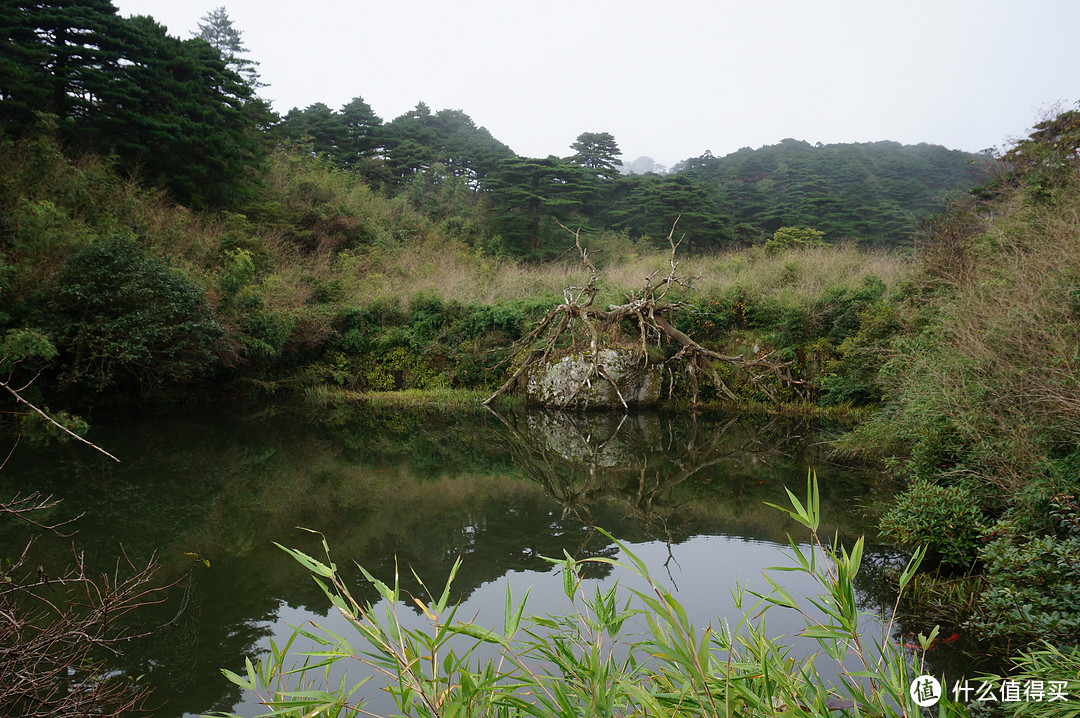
(1, 402, 884, 717)
(490, 409, 808, 542)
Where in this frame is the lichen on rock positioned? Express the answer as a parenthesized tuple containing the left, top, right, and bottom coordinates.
(524, 348, 665, 409)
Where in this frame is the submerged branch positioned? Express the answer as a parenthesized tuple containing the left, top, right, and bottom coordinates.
(1, 382, 120, 462)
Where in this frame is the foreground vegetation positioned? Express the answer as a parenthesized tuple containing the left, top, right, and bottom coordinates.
(217, 475, 966, 718)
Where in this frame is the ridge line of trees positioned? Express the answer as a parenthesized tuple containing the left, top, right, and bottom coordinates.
(1, 1, 988, 255)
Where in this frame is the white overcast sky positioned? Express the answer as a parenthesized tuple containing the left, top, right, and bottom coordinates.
(111, 0, 1078, 168)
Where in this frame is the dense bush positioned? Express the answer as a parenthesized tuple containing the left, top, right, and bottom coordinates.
(879, 481, 984, 567)
(46, 236, 225, 397)
(968, 496, 1080, 646)
(764, 226, 827, 254)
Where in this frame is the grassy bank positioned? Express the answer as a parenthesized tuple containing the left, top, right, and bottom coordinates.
(0, 130, 911, 413)
(832, 110, 1080, 656)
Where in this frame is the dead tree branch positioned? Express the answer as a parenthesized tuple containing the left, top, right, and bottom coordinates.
(482, 221, 806, 407)
(1, 382, 120, 462)
(0, 541, 175, 717)
(0, 373, 171, 715)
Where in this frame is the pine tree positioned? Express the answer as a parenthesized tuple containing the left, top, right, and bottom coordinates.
(568, 131, 623, 180)
(0, 0, 129, 128)
(194, 6, 261, 89)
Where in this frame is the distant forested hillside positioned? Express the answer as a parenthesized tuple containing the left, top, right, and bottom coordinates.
(275, 103, 989, 253)
(1, 1, 987, 259)
(671, 139, 985, 246)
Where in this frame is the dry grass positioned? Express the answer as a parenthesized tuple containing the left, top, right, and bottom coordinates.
(332, 240, 911, 310)
(339, 240, 591, 306)
(171, 149, 912, 317)
(632, 242, 909, 301)
(846, 173, 1080, 496)
(918, 184, 1080, 489)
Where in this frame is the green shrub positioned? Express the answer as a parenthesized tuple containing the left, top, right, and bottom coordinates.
(764, 226, 827, 254)
(240, 310, 297, 361)
(968, 496, 1080, 645)
(879, 481, 984, 567)
(819, 300, 900, 406)
(406, 292, 450, 349)
(48, 235, 225, 395)
(219, 248, 257, 298)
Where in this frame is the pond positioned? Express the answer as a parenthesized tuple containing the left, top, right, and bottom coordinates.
(2, 401, 904, 717)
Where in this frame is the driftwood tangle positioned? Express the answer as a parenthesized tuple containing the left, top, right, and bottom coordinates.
(482, 221, 806, 408)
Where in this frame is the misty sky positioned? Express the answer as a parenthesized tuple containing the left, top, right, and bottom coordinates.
(111, 0, 1078, 168)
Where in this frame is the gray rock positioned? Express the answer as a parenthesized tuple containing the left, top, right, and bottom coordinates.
(524, 348, 665, 409)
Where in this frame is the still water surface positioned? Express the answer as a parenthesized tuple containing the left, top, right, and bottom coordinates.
(3, 402, 897, 716)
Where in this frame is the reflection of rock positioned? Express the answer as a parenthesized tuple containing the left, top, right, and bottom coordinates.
(524, 348, 665, 409)
(524, 410, 663, 468)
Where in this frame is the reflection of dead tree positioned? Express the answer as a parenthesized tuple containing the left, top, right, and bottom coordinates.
(485, 408, 793, 547)
(483, 221, 807, 407)
(0, 384, 174, 716)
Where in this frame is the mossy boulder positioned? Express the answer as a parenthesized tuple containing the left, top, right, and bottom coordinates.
(524, 348, 665, 409)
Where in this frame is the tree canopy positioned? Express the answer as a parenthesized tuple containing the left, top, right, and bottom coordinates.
(567, 131, 623, 180)
(194, 5, 261, 88)
(0, 0, 265, 207)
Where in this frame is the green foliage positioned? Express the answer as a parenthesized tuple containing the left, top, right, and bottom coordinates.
(828, 108, 1080, 660)
(982, 642, 1080, 718)
(214, 474, 961, 718)
(17, 407, 89, 447)
(325, 295, 550, 393)
(0, 327, 57, 368)
(48, 235, 225, 395)
(353, 346, 445, 392)
(219, 248, 257, 298)
(195, 6, 261, 88)
(378, 103, 513, 186)
(819, 300, 900, 406)
(606, 174, 733, 252)
(238, 309, 297, 361)
(567, 131, 623, 180)
(879, 482, 984, 568)
(1, 2, 265, 208)
(674, 139, 985, 247)
(484, 156, 599, 254)
(997, 107, 1080, 201)
(765, 226, 827, 254)
(277, 99, 383, 172)
(967, 496, 1080, 645)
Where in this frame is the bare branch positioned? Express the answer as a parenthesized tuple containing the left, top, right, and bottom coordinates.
(2, 381, 120, 462)
(0, 492, 82, 537)
(482, 220, 805, 408)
